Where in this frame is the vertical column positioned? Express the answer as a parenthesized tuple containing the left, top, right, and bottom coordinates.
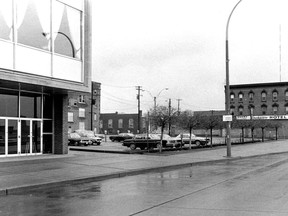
(54, 94, 68, 154)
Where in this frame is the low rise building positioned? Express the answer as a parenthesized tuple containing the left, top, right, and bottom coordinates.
(68, 82, 101, 134)
(100, 112, 144, 135)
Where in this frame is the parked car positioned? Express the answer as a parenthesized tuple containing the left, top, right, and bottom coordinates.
(75, 130, 102, 145)
(123, 134, 161, 150)
(68, 132, 92, 146)
(154, 134, 182, 148)
(123, 133, 182, 150)
(176, 133, 209, 147)
(109, 133, 134, 142)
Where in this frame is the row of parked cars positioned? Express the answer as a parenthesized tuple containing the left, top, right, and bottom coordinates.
(68, 130, 103, 146)
(109, 133, 209, 150)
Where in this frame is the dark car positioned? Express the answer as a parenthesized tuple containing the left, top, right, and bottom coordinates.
(123, 134, 162, 150)
(109, 133, 134, 142)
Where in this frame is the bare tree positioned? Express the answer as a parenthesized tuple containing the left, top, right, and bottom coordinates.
(200, 114, 222, 147)
(149, 105, 178, 152)
(178, 110, 201, 149)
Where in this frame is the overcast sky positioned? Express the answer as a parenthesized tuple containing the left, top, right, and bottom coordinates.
(92, 0, 288, 114)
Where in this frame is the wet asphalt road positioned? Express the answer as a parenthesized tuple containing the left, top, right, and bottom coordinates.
(1, 154, 288, 216)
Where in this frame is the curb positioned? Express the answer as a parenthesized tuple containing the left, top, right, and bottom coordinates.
(2, 151, 288, 196)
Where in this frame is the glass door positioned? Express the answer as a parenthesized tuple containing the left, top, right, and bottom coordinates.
(21, 120, 30, 154)
(8, 119, 18, 155)
(32, 120, 41, 154)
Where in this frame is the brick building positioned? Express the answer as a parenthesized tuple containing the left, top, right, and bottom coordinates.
(100, 112, 145, 135)
(0, 0, 92, 157)
(68, 82, 101, 134)
(229, 82, 288, 138)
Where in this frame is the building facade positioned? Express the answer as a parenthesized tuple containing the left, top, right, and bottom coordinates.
(68, 82, 101, 134)
(0, 0, 92, 157)
(229, 82, 288, 138)
(100, 112, 144, 135)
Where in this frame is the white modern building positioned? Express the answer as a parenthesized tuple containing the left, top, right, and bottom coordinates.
(0, 0, 92, 157)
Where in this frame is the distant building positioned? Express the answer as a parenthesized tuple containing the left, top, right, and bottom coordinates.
(100, 112, 145, 134)
(68, 82, 101, 134)
(0, 0, 92, 157)
(228, 82, 288, 138)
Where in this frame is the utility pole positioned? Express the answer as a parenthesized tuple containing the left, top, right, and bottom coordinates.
(136, 86, 142, 134)
(91, 82, 94, 131)
(168, 98, 171, 136)
(177, 99, 182, 115)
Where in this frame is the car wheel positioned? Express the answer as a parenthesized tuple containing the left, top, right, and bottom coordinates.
(111, 139, 115, 142)
(74, 141, 78, 146)
(195, 140, 201, 147)
(130, 144, 136, 150)
(156, 143, 161, 149)
(140, 146, 145, 150)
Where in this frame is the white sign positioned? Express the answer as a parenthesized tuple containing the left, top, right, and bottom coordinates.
(223, 115, 233, 122)
(236, 115, 288, 120)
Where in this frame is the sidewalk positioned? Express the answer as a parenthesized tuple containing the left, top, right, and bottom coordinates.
(1, 140, 288, 195)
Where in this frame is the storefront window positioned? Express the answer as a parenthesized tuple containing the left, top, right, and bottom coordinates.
(43, 95, 52, 119)
(20, 91, 41, 118)
(0, 89, 18, 117)
(0, 0, 13, 41)
(0, 119, 5, 155)
(16, 0, 50, 50)
(54, 1, 82, 59)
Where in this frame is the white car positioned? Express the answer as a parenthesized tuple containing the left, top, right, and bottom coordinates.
(176, 133, 209, 147)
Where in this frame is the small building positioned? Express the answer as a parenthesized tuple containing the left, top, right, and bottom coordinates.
(68, 82, 101, 134)
(100, 112, 144, 135)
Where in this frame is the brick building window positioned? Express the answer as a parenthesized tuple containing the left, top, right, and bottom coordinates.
(261, 105, 267, 115)
(230, 93, 235, 102)
(249, 106, 254, 116)
(238, 106, 243, 115)
(129, 119, 134, 128)
(118, 119, 123, 128)
(230, 106, 235, 115)
(79, 122, 85, 130)
(285, 91, 288, 101)
(238, 92, 243, 102)
(249, 91, 254, 101)
(272, 90, 278, 101)
(285, 106, 288, 114)
(100, 120, 103, 129)
(108, 119, 113, 128)
(68, 112, 74, 122)
(79, 108, 85, 118)
(261, 91, 267, 102)
(272, 104, 278, 114)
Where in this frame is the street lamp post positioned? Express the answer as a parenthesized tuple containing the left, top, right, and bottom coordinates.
(225, 0, 242, 157)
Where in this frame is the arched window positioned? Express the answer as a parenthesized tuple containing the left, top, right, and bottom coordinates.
(261, 104, 267, 115)
(248, 105, 255, 116)
(230, 106, 235, 115)
(248, 91, 254, 101)
(230, 93, 235, 102)
(285, 90, 288, 101)
(272, 104, 279, 114)
(238, 106, 244, 115)
(238, 92, 243, 102)
(261, 91, 267, 102)
(272, 90, 278, 101)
